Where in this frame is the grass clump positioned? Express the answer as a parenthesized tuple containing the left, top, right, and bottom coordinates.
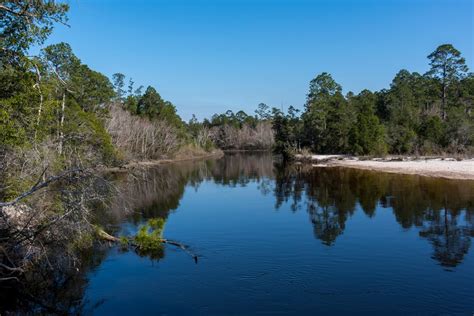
(133, 218, 166, 258)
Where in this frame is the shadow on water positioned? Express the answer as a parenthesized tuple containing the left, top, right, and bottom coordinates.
(2, 152, 473, 314)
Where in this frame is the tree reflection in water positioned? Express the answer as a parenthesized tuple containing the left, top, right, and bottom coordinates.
(273, 162, 474, 268)
(2, 153, 473, 314)
(114, 153, 473, 270)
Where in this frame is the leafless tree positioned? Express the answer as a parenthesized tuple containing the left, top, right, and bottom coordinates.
(209, 122, 274, 150)
(106, 105, 181, 160)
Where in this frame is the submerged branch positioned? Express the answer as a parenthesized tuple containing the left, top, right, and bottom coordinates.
(161, 239, 199, 263)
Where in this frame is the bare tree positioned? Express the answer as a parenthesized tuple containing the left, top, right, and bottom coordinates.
(106, 105, 181, 160)
(209, 122, 274, 150)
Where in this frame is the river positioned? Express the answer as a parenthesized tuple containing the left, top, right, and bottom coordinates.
(6, 153, 474, 314)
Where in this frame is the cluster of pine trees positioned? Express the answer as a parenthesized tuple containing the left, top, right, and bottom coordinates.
(273, 44, 473, 158)
(112, 73, 185, 131)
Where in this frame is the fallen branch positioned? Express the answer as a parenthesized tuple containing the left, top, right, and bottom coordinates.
(96, 228, 118, 242)
(0, 262, 24, 273)
(0, 276, 19, 282)
(0, 168, 84, 207)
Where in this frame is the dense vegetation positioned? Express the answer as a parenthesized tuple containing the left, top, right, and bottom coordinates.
(273, 45, 473, 158)
(184, 44, 473, 158)
(0, 0, 212, 290)
(0, 0, 219, 198)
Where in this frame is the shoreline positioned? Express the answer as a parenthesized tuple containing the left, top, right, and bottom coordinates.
(103, 149, 224, 173)
(295, 155, 474, 180)
(223, 149, 272, 153)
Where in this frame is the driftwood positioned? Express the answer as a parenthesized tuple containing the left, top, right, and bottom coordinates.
(96, 228, 199, 263)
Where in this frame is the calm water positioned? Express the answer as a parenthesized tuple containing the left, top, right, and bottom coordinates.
(6, 153, 474, 315)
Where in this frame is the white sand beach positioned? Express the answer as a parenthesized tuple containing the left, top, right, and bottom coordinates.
(298, 155, 474, 180)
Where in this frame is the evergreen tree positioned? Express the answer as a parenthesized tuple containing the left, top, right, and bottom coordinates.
(385, 70, 420, 153)
(272, 108, 292, 160)
(255, 103, 271, 120)
(0, 1, 69, 64)
(349, 90, 386, 155)
(112, 73, 126, 101)
(426, 44, 469, 120)
(137, 86, 164, 118)
(302, 72, 350, 153)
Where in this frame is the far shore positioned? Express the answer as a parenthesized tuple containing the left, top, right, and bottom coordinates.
(223, 149, 272, 153)
(103, 149, 224, 173)
(294, 154, 474, 180)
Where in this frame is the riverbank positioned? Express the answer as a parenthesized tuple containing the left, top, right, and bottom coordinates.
(295, 155, 474, 180)
(104, 149, 224, 173)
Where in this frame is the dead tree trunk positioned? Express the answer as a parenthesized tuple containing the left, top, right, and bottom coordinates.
(58, 92, 66, 155)
(33, 63, 43, 146)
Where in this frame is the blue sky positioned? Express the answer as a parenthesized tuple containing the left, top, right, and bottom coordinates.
(43, 0, 473, 120)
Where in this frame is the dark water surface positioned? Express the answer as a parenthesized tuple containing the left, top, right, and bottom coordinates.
(78, 153, 474, 315)
(9, 153, 474, 315)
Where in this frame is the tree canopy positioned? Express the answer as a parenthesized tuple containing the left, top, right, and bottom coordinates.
(272, 44, 473, 157)
(0, 1, 69, 64)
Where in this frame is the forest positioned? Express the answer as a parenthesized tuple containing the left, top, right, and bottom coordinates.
(183, 43, 474, 158)
(272, 46, 473, 159)
(0, 0, 473, 292)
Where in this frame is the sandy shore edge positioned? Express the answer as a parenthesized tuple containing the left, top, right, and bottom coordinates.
(295, 155, 474, 180)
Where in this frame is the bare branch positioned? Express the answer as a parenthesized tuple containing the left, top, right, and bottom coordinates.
(0, 168, 84, 207)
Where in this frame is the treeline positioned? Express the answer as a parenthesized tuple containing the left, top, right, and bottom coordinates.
(107, 73, 194, 160)
(0, 1, 215, 185)
(273, 44, 473, 158)
(187, 105, 274, 150)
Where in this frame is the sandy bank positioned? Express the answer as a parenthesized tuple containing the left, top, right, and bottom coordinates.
(296, 155, 474, 180)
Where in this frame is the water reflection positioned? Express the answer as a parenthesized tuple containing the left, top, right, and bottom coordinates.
(419, 210, 472, 267)
(107, 152, 275, 225)
(0, 246, 109, 315)
(2, 153, 473, 314)
(273, 163, 474, 267)
(111, 154, 473, 268)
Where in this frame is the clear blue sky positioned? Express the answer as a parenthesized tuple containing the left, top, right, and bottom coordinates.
(43, 0, 473, 121)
